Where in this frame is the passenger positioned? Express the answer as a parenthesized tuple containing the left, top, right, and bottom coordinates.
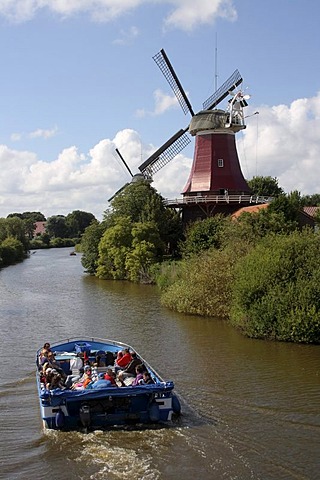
(104, 368, 117, 386)
(115, 348, 132, 370)
(39, 349, 49, 367)
(94, 350, 106, 367)
(82, 370, 93, 388)
(43, 342, 52, 352)
(41, 362, 53, 376)
(44, 368, 54, 388)
(47, 352, 67, 379)
(47, 371, 66, 390)
(40, 364, 51, 385)
(90, 373, 113, 389)
(141, 371, 155, 384)
(131, 365, 145, 386)
(105, 351, 116, 367)
(117, 352, 142, 384)
(71, 366, 92, 390)
(65, 353, 84, 388)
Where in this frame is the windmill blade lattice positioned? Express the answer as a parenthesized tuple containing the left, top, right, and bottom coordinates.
(115, 148, 134, 178)
(139, 128, 190, 177)
(203, 69, 243, 111)
(153, 49, 195, 116)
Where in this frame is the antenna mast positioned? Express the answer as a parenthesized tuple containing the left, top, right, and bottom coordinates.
(215, 33, 218, 92)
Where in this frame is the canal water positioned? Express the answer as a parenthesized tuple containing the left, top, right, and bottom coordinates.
(0, 248, 319, 480)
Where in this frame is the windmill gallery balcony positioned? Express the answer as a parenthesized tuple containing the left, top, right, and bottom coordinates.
(164, 194, 272, 223)
(164, 194, 272, 207)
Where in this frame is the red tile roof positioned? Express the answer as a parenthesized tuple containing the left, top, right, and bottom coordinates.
(33, 221, 46, 236)
(232, 203, 269, 219)
(303, 206, 320, 218)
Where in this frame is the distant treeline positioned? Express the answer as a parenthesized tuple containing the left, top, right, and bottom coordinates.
(0, 210, 96, 267)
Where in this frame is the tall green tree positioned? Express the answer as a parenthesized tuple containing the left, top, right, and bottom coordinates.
(0, 217, 29, 251)
(106, 180, 182, 252)
(97, 216, 133, 280)
(7, 211, 46, 222)
(301, 193, 320, 206)
(96, 180, 183, 282)
(66, 210, 96, 238)
(46, 215, 69, 238)
(81, 221, 105, 274)
(248, 176, 284, 197)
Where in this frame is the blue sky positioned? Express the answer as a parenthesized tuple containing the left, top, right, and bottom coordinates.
(0, 0, 319, 220)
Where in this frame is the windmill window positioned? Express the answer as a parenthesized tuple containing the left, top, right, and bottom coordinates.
(218, 159, 224, 167)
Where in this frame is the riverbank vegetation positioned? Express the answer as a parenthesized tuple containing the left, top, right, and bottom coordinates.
(0, 210, 97, 267)
(79, 177, 320, 344)
(3, 176, 319, 343)
(0, 217, 30, 267)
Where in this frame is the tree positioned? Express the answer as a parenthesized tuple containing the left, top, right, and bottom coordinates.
(97, 216, 133, 279)
(301, 193, 320, 206)
(95, 180, 183, 282)
(81, 221, 105, 274)
(0, 237, 25, 266)
(0, 217, 29, 251)
(7, 211, 46, 222)
(46, 215, 69, 238)
(66, 210, 96, 238)
(126, 222, 165, 282)
(107, 180, 182, 252)
(248, 176, 284, 197)
(182, 215, 226, 257)
(268, 192, 301, 225)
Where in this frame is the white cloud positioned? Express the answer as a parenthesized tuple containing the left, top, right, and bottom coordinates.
(240, 92, 320, 195)
(112, 26, 140, 45)
(1, 92, 320, 221)
(163, 0, 237, 31)
(136, 89, 179, 117)
(29, 126, 58, 139)
(10, 126, 58, 141)
(0, 0, 237, 29)
(10, 132, 22, 141)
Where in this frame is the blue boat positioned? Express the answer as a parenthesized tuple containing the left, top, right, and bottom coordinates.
(36, 337, 181, 431)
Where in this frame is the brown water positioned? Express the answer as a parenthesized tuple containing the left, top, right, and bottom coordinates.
(0, 248, 319, 480)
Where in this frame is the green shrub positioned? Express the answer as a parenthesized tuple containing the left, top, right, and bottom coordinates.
(152, 260, 184, 290)
(0, 237, 25, 265)
(230, 230, 320, 343)
(160, 248, 236, 317)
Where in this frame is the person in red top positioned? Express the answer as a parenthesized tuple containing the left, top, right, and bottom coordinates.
(104, 368, 117, 386)
(115, 348, 132, 369)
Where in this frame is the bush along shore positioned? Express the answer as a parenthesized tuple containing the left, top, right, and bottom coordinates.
(78, 180, 320, 344)
(156, 224, 320, 344)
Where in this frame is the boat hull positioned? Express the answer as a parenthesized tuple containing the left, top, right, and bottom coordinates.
(36, 337, 180, 431)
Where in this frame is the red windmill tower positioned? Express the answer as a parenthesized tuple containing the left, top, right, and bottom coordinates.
(111, 49, 266, 223)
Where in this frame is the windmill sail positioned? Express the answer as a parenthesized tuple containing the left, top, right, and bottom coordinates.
(202, 69, 242, 111)
(115, 148, 134, 177)
(153, 49, 195, 116)
(138, 128, 190, 176)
